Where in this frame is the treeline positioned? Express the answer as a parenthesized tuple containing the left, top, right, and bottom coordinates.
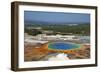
(25, 24, 90, 36)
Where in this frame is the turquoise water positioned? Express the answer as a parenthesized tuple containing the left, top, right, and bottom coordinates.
(48, 42, 80, 50)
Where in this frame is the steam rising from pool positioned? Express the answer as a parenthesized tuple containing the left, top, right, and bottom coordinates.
(48, 53, 69, 61)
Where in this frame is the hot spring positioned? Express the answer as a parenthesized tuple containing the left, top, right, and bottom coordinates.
(48, 42, 81, 51)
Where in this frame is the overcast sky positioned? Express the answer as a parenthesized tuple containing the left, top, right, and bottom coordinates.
(24, 11, 90, 24)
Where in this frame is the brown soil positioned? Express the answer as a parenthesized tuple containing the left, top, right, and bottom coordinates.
(24, 43, 49, 61)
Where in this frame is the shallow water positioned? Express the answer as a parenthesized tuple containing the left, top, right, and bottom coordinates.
(78, 36, 90, 43)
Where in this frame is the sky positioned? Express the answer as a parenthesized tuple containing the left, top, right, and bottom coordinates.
(24, 11, 90, 24)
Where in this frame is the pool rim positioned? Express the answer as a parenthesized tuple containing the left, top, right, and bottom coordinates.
(48, 42, 83, 51)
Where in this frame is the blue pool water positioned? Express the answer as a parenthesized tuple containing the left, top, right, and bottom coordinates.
(48, 42, 80, 50)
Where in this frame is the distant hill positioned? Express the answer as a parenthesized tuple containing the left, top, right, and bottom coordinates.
(25, 20, 90, 26)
